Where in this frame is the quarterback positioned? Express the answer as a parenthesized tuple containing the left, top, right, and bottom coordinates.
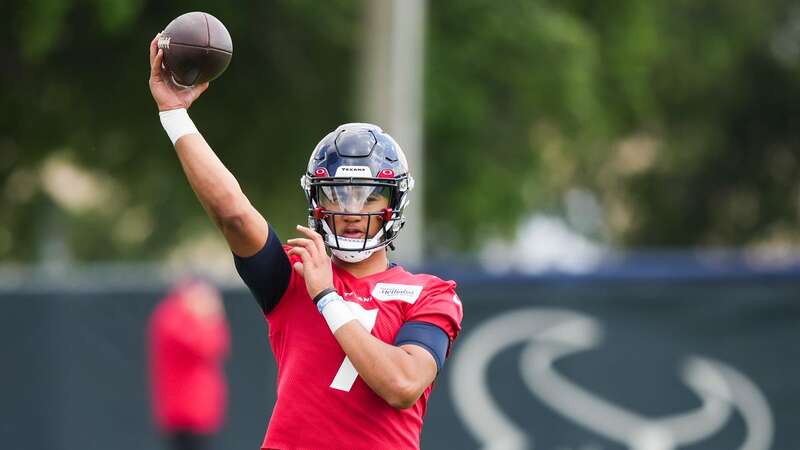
(148, 36, 463, 450)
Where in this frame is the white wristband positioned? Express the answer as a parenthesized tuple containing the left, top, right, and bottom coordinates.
(159, 108, 198, 145)
(316, 290, 342, 313)
(320, 298, 356, 334)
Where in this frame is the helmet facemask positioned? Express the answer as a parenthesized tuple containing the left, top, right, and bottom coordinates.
(305, 179, 408, 263)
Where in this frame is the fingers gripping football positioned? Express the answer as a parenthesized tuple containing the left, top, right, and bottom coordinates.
(148, 33, 210, 112)
(287, 225, 334, 299)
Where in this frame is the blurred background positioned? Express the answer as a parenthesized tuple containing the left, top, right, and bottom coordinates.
(2, 0, 799, 449)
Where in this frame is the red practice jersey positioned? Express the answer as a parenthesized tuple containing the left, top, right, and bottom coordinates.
(259, 246, 463, 450)
(148, 294, 230, 433)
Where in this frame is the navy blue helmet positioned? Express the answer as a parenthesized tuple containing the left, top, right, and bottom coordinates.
(300, 123, 414, 262)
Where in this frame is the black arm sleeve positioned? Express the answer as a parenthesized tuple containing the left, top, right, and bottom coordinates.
(233, 227, 291, 315)
(394, 321, 450, 371)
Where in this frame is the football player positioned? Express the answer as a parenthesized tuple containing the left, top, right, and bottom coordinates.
(148, 35, 463, 450)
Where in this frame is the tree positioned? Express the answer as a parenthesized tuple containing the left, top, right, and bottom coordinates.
(425, 0, 800, 251)
(3, 0, 800, 263)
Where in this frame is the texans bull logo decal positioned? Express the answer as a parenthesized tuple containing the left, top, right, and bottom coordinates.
(450, 308, 774, 450)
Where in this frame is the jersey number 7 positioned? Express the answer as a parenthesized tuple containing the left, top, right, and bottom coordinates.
(329, 301, 379, 392)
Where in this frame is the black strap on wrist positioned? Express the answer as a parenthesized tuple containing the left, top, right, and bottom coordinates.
(312, 287, 337, 305)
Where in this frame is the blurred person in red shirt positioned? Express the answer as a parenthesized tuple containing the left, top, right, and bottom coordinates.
(148, 279, 230, 450)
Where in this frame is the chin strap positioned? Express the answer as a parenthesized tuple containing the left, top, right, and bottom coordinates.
(330, 246, 380, 263)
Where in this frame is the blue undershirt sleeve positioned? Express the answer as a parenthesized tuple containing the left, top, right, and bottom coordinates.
(394, 321, 450, 371)
(233, 227, 291, 315)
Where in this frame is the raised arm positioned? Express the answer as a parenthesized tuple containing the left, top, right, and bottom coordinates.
(148, 34, 267, 257)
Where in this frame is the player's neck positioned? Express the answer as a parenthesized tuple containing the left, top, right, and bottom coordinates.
(333, 249, 391, 279)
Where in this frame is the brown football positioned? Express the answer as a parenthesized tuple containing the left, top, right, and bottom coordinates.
(158, 12, 233, 87)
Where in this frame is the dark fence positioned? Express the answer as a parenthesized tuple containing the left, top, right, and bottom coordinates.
(2, 258, 798, 450)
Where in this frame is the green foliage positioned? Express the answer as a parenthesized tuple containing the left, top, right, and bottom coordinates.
(426, 0, 800, 249)
(2, 0, 800, 262)
(2, 0, 360, 261)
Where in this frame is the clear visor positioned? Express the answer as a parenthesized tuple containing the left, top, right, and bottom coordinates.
(317, 185, 390, 213)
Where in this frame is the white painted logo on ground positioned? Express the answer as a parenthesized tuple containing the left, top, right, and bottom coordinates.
(450, 308, 774, 450)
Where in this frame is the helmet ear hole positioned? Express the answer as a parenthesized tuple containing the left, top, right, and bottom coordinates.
(382, 208, 394, 222)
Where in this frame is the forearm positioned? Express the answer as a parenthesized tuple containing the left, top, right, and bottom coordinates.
(333, 321, 428, 409)
(168, 128, 268, 256)
(173, 133, 250, 227)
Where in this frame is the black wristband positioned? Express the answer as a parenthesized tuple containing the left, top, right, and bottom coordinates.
(312, 287, 337, 305)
